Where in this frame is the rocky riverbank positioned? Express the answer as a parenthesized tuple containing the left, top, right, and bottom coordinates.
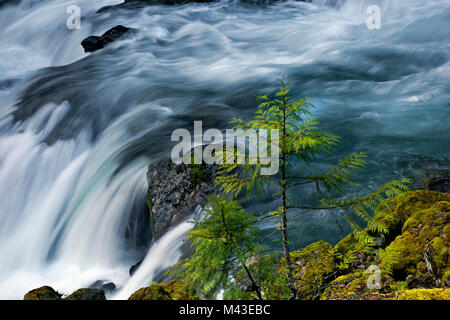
(125, 190, 450, 300)
(23, 156, 449, 300)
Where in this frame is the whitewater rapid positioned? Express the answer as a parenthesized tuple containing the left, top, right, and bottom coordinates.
(0, 0, 448, 299)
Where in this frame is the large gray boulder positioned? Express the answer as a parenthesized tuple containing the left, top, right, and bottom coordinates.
(147, 152, 217, 239)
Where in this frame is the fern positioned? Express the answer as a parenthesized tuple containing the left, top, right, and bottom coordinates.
(320, 178, 411, 248)
(168, 196, 262, 298)
(378, 246, 402, 276)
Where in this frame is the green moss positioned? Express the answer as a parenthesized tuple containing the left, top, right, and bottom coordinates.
(335, 233, 358, 255)
(310, 191, 449, 300)
(373, 191, 450, 238)
(442, 270, 450, 287)
(280, 241, 336, 299)
(287, 191, 450, 300)
(321, 271, 366, 300)
(381, 200, 449, 282)
(274, 191, 450, 300)
(321, 271, 394, 300)
(64, 288, 106, 300)
(24, 286, 62, 300)
(128, 280, 198, 300)
(392, 288, 450, 300)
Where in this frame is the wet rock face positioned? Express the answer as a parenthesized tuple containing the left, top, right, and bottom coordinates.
(425, 169, 450, 193)
(81, 25, 134, 52)
(147, 156, 217, 240)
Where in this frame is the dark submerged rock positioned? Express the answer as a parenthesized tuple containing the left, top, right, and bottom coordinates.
(129, 260, 143, 276)
(24, 286, 62, 300)
(89, 280, 116, 293)
(81, 25, 134, 52)
(424, 169, 450, 193)
(0, 0, 20, 9)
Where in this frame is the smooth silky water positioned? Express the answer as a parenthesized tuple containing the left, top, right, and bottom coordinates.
(0, 0, 448, 298)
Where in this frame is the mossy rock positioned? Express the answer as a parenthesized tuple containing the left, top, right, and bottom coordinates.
(280, 241, 337, 299)
(335, 233, 359, 255)
(442, 270, 450, 287)
(320, 270, 395, 300)
(334, 233, 371, 269)
(128, 280, 198, 300)
(381, 200, 449, 287)
(286, 191, 450, 300)
(373, 191, 450, 241)
(24, 286, 62, 300)
(391, 288, 450, 300)
(64, 288, 106, 300)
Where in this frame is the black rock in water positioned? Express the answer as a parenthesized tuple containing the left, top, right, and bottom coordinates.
(89, 280, 117, 293)
(129, 260, 143, 276)
(0, 0, 20, 9)
(81, 25, 133, 53)
(425, 169, 450, 193)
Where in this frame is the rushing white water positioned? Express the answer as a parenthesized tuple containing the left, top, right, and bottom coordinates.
(112, 208, 201, 300)
(0, 0, 448, 299)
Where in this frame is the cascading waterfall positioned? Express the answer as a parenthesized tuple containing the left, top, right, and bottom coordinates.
(0, 0, 448, 299)
(112, 206, 203, 300)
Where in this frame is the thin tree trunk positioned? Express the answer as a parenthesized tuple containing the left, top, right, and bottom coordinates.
(220, 208, 263, 300)
(280, 94, 297, 299)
